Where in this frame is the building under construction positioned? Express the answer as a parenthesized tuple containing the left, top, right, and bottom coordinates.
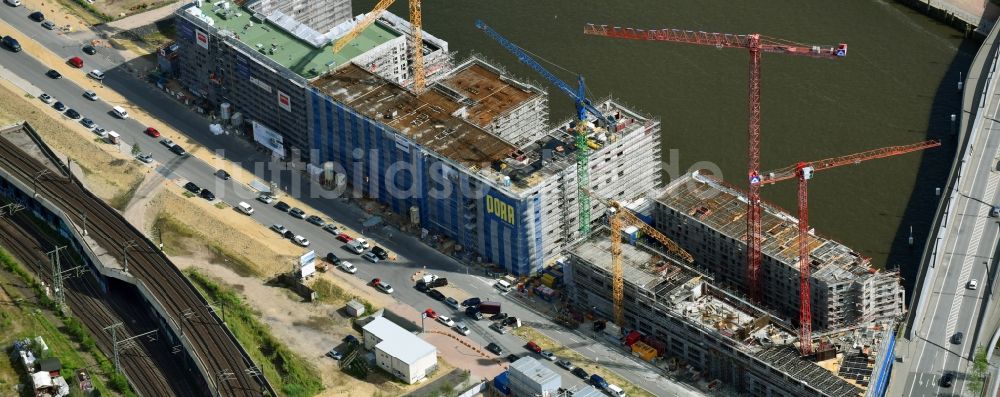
(567, 227, 896, 396)
(652, 171, 905, 332)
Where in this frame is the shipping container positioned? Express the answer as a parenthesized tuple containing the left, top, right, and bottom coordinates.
(479, 301, 502, 315)
(630, 341, 657, 362)
(641, 335, 667, 357)
(624, 330, 642, 347)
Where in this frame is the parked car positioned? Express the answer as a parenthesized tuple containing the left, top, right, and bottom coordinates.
(322, 224, 340, 234)
(361, 251, 379, 263)
(436, 315, 455, 327)
(462, 297, 481, 307)
(571, 368, 589, 380)
(355, 238, 370, 249)
(4, 0, 21, 7)
(64, 109, 81, 119)
(453, 322, 471, 336)
(485, 343, 502, 355)
(169, 145, 187, 156)
(526, 341, 542, 354)
(28, 11, 44, 21)
(427, 289, 446, 301)
(270, 224, 288, 235)
(343, 241, 364, 254)
(144, 127, 160, 137)
(38, 93, 54, 104)
(41, 20, 54, 30)
(215, 169, 230, 180)
(82, 44, 96, 55)
(489, 312, 508, 321)
(306, 215, 325, 226)
(184, 182, 201, 194)
(506, 354, 520, 363)
(444, 297, 460, 310)
(325, 252, 342, 265)
(503, 316, 519, 327)
(539, 351, 556, 361)
(282, 230, 295, 239)
(489, 322, 506, 334)
(52, 101, 66, 111)
(289, 207, 306, 219)
(87, 69, 104, 80)
(46, 69, 62, 78)
(2, 36, 21, 52)
(80, 118, 95, 128)
(273, 201, 291, 212)
(83, 90, 98, 100)
(257, 193, 275, 204)
(160, 138, 176, 148)
(325, 349, 342, 360)
(589, 374, 609, 390)
(293, 235, 310, 247)
(338, 261, 357, 274)
(371, 278, 393, 294)
(423, 308, 437, 319)
(371, 246, 389, 260)
(336, 233, 353, 242)
(135, 153, 153, 164)
(465, 307, 483, 320)
(343, 335, 359, 345)
(236, 202, 254, 215)
(414, 280, 429, 293)
(556, 359, 575, 371)
(67, 57, 82, 68)
(199, 189, 215, 201)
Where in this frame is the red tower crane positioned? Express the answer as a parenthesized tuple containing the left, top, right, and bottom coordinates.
(758, 140, 940, 355)
(583, 24, 848, 301)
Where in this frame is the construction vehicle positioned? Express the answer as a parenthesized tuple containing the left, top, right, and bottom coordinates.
(758, 140, 939, 354)
(584, 23, 847, 302)
(478, 20, 616, 238)
(332, 0, 426, 94)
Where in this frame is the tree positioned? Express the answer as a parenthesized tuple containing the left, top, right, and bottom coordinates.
(131, 143, 141, 156)
(967, 346, 989, 394)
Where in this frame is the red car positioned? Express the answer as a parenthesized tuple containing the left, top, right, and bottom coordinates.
(68, 56, 83, 68)
(144, 127, 160, 137)
(526, 341, 542, 354)
(423, 308, 437, 318)
(336, 233, 353, 243)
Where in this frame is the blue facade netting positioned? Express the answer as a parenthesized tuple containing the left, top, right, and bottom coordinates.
(308, 89, 542, 275)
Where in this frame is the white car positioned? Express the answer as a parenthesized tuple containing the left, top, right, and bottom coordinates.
(338, 261, 357, 274)
(453, 322, 471, 336)
(539, 351, 556, 361)
(87, 69, 105, 80)
(135, 153, 153, 163)
(355, 237, 370, 249)
(968, 279, 978, 290)
(83, 90, 98, 100)
(38, 93, 54, 104)
(293, 235, 310, 247)
(436, 315, 455, 327)
(4, 0, 21, 7)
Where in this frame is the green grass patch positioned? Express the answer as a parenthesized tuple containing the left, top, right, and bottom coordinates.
(214, 201, 230, 209)
(109, 176, 143, 211)
(310, 278, 379, 314)
(182, 191, 195, 198)
(185, 269, 323, 397)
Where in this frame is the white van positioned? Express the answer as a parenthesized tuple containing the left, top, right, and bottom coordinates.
(494, 279, 512, 293)
(112, 105, 129, 119)
(4, 0, 22, 6)
(606, 384, 626, 397)
(237, 201, 254, 215)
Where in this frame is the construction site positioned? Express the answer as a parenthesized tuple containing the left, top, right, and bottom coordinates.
(167, 1, 913, 395)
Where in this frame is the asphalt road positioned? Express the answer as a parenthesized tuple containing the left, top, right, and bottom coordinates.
(0, 4, 701, 396)
(901, 78, 1000, 396)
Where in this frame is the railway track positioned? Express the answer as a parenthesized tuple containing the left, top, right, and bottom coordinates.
(0, 128, 267, 395)
(0, 213, 204, 396)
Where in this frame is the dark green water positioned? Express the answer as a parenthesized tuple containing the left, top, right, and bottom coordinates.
(359, 0, 976, 285)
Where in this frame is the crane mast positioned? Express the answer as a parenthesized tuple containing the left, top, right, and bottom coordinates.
(760, 140, 939, 355)
(584, 23, 846, 302)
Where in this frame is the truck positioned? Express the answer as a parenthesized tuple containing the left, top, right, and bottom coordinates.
(478, 301, 501, 315)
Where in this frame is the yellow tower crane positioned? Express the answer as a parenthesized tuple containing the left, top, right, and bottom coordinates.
(332, 0, 425, 94)
(585, 191, 693, 326)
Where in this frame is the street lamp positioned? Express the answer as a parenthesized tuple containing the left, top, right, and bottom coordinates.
(122, 240, 138, 273)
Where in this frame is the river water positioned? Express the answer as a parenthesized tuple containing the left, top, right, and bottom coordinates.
(360, 0, 977, 287)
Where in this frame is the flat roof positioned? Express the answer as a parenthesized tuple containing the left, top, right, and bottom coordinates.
(311, 64, 517, 167)
(657, 171, 876, 283)
(185, 2, 399, 79)
(436, 61, 541, 130)
(363, 317, 436, 365)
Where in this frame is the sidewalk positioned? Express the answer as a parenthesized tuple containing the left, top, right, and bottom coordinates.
(105, 1, 186, 32)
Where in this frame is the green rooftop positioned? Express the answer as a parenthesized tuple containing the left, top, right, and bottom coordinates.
(192, 2, 400, 79)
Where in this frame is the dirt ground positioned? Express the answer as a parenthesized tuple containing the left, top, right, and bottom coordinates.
(0, 78, 145, 201)
(143, 184, 300, 276)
